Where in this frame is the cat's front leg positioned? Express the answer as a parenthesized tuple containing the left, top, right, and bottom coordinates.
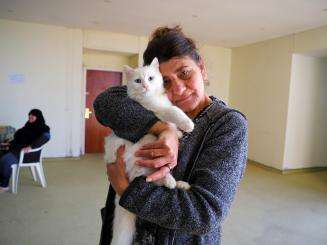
(157, 106, 194, 133)
(155, 174, 191, 190)
(176, 180, 191, 190)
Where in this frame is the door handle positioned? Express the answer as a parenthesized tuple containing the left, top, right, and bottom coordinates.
(85, 108, 92, 119)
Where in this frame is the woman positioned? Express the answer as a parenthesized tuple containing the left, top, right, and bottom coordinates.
(94, 26, 248, 245)
(0, 109, 50, 193)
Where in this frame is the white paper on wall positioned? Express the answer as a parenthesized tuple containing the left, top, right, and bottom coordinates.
(8, 73, 25, 84)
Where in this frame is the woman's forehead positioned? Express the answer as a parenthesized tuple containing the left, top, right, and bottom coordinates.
(159, 56, 196, 74)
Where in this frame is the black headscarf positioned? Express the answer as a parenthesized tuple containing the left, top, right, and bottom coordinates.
(10, 109, 50, 150)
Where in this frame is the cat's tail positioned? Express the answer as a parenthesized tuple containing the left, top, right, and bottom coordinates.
(111, 197, 136, 245)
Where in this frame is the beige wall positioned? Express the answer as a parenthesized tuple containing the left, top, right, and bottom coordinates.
(128, 54, 139, 68)
(83, 29, 140, 54)
(83, 49, 133, 72)
(0, 19, 83, 157)
(293, 26, 327, 53)
(230, 36, 293, 169)
(83, 29, 232, 101)
(230, 26, 327, 170)
(83, 49, 138, 88)
(199, 44, 231, 102)
(284, 55, 327, 169)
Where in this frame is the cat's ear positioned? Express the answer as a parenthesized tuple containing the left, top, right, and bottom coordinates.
(123, 65, 134, 80)
(150, 57, 159, 69)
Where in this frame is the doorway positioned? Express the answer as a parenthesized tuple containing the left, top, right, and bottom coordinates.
(85, 70, 122, 153)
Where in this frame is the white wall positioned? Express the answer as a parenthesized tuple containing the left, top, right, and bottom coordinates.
(1, 19, 231, 157)
(0, 19, 83, 157)
(284, 55, 327, 169)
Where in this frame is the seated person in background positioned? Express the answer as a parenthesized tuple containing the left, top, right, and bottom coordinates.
(0, 109, 50, 193)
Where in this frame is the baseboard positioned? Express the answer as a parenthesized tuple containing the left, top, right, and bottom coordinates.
(247, 159, 327, 175)
(44, 156, 82, 161)
(281, 167, 327, 174)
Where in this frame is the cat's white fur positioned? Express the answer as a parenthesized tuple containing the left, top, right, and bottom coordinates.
(104, 58, 192, 245)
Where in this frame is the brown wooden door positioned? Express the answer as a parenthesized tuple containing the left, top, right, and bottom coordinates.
(85, 70, 122, 153)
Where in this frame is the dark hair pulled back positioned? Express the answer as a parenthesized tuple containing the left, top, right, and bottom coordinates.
(143, 26, 201, 65)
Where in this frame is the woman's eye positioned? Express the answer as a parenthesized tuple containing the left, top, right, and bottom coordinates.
(134, 78, 142, 83)
(179, 69, 191, 79)
(163, 78, 170, 86)
(148, 76, 154, 81)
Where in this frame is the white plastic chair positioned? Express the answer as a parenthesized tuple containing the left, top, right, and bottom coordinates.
(11, 146, 47, 194)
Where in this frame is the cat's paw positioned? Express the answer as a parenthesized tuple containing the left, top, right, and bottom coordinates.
(176, 181, 191, 190)
(179, 119, 194, 133)
(164, 174, 177, 189)
(177, 130, 183, 139)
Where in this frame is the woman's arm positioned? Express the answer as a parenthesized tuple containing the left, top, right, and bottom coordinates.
(30, 132, 51, 149)
(119, 111, 248, 235)
(93, 86, 159, 143)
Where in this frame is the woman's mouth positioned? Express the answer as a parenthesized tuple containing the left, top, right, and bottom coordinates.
(176, 94, 193, 104)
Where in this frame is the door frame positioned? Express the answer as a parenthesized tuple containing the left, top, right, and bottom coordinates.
(81, 67, 123, 155)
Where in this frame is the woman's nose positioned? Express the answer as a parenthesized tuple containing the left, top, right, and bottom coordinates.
(171, 79, 186, 95)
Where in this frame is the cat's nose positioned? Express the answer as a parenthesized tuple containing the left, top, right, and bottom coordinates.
(142, 83, 149, 90)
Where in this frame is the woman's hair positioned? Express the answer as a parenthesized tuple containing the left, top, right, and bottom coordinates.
(28, 109, 45, 124)
(143, 26, 201, 65)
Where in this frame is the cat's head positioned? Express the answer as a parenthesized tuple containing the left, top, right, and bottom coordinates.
(124, 57, 164, 99)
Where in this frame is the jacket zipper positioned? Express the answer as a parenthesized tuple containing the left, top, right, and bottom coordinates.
(169, 109, 238, 244)
(169, 124, 214, 245)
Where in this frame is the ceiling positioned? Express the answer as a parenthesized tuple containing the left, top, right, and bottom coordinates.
(1, 0, 327, 47)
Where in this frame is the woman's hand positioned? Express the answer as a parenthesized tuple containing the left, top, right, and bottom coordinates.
(22, 146, 32, 153)
(106, 145, 129, 196)
(135, 124, 179, 182)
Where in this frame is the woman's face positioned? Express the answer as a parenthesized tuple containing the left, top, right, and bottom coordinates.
(159, 56, 207, 115)
(28, 114, 37, 123)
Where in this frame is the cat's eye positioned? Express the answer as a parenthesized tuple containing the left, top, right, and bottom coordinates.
(148, 76, 154, 81)
(134, 78, 142, 83)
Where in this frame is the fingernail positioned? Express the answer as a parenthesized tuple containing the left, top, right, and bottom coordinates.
(146, 177, 152, 182)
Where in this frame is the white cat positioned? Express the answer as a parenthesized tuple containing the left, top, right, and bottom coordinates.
(104, 57, 193, 245)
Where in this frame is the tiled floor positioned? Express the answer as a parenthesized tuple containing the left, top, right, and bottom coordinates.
(1, 154, 326, 245)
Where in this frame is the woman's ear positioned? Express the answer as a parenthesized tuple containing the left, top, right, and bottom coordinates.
(198, 57, 208, 82)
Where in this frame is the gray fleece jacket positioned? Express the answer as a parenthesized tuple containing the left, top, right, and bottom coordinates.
(93, 86, 248, 245)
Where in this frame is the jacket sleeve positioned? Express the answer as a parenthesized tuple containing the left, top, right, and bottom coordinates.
(93, 86, 159, 143)
(119, 111, 248, 235)
(30, 132, 51, 149)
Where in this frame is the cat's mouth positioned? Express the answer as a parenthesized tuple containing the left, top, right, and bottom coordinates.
(140, 88, 151, 96)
